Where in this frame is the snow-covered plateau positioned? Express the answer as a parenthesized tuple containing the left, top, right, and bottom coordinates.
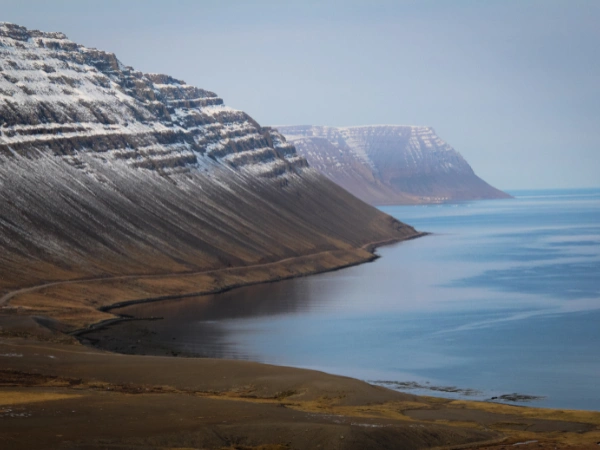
(276, 125, 511, 205)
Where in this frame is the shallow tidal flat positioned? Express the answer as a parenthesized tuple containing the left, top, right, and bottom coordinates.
(83, 189, 600, 411)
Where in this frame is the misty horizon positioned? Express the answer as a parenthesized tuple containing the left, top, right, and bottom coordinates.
(2, 0, 599, 189)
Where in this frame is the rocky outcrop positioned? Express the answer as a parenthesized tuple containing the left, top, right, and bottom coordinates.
(0, 23, 307, 178)
(0, 23, 418, 294)
(276, 125, 511, 205)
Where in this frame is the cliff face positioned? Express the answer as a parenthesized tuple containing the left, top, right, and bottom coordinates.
(0, 23, 417, 294)
(276, 125, 511, 205)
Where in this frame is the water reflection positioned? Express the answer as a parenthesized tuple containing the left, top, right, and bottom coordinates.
(83, 189, 600, 410)
(90, 278, 329, 359)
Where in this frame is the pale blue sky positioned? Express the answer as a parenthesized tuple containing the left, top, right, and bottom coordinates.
(2, 0, 599, 189)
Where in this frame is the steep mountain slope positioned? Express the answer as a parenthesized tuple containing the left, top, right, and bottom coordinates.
(276, 125, 511, 205)
(0, 23, 418, 299)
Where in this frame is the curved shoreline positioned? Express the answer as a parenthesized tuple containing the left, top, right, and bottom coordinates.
(98, 232, 430, 314)
(72, 232, 429, 336)
(1, 335, 598, 450)
(3, 232, 429, 334)
(2, 230, 599, 449)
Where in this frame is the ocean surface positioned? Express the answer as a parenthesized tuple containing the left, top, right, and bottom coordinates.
(113, 189, 600, 411)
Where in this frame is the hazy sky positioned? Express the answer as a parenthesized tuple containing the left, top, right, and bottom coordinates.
(3, 0, 599, 189)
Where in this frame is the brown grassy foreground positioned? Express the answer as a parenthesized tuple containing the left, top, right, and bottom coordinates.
(0, 330, 599, 449)
(1, 244, 394, 331)
(0, 242, 599, 449)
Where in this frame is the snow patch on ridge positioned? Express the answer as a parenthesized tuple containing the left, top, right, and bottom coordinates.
(0, 22, 308, 180)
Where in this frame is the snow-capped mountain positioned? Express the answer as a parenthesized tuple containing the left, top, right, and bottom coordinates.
(0, 23, 417, 294)
(276, 125, 511, 205)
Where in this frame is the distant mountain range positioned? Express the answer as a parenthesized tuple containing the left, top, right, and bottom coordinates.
(0, 23, 418, 296)
(276, 125, 511, 205)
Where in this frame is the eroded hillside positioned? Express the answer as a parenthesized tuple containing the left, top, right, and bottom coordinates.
(0, 23, 418, 300)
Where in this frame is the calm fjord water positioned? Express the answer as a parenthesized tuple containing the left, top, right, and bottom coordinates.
(116, 189, 600, 410)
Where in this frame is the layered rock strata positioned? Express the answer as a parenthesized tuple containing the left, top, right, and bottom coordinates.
(276, 125, 511, 205)
(0, 23, 417, 300)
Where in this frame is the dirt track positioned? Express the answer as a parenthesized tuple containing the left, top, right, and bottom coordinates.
(2, 236, 428, 331)
(1, 235, 599, 449)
